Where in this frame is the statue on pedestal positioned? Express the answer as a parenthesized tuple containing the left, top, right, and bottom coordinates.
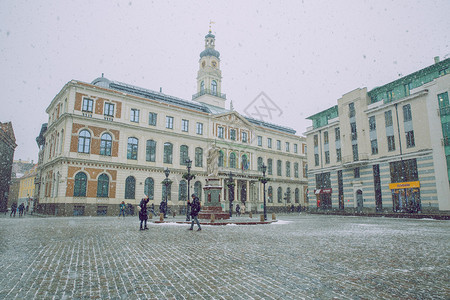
(207, 144, 219, 177)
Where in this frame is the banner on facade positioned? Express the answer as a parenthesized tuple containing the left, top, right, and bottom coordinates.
(314, 188, 332, 194)
(389, 181, 420, 190)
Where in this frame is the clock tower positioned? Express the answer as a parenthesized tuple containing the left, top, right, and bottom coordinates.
(192, 30, 226, 108)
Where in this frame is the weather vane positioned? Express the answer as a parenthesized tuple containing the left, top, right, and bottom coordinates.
(209, 20, 215, 32)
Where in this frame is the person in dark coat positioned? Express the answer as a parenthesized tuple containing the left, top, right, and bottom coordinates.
(187, 194, 201, 231)
(139, 196, 150, 230)
(10, 202, 17, 217)
(235, 203, 241, 216)
(18, 203, 25, 217)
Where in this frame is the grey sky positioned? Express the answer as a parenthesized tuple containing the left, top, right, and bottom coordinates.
(1, 0, 449, 162)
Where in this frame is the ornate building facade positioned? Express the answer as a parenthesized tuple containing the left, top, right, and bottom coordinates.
(305, 57, 450, 213)
(36, 31, 307, 216)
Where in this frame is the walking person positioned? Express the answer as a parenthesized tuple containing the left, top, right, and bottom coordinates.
(235, 203, 240, 217)
(18, 203, 24, 217)
(10, 202, 17, 217)
(187, 194, 201, 231)
(139, 196, 150, 231)
(118, 201, 126, 218)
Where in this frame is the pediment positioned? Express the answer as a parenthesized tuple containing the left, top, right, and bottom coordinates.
(213, 111, 254, 130)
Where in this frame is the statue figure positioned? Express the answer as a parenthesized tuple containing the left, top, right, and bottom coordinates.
(207, 145, 220, 177)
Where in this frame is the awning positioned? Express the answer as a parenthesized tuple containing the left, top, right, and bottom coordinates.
(314, 188, 332, 194)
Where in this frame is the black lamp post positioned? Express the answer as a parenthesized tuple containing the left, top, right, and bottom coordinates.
(184, 158, 195, 221)
(162, 168, 172, 218)
(226, 171, 234, 218)
(259, 163, 269, 221)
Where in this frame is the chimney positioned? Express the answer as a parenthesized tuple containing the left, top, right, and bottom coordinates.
(434, 56, 440, 64)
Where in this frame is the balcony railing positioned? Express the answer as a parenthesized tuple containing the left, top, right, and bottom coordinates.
(192, 89, 227, 100)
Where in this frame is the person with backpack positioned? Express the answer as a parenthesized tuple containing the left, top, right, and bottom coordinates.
(187, 194, 201, 231)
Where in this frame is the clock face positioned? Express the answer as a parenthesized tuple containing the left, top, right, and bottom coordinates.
(211, 61, 217, 68)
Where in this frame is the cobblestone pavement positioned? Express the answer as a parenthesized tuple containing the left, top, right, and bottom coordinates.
(0, 213, 449, 299)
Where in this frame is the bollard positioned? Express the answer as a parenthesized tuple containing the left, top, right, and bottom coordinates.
(160, 213, 164, 222)
(272, 213, 276, 220)
(249, 212, 252, 218)
(260, 214, 264, 222)
(211, 214, 215, 223)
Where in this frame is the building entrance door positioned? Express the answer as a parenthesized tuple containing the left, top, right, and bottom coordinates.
(356, 190, 363, 213)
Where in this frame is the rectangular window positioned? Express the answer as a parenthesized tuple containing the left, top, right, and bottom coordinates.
(285, 142, 290, 152)
(277, 160, 282, 176)
(386, 90, 394, 101)
(166, 116, 174, 129)
(196, 122, 203, 135)
(294, 144, 298, 153)
(335, 127, 340, 141)
(336, 148, 342, 162)
(82, 98, 93, 112)
(323, 131, 329, 144)
(294, 163, 299, 178)
(385, 111, 393, 127)
(230, 129, 236, 140)
(354, 167, 360, 178)
(352, 144, 359, 161)
(218, 127, 224, 138)
(404, 83, 411, 96)
(181, 119, 189, 132)
(149, 112, 157, 126)
(277, 140, 281, 150)
(130, 109, 139, 123)
(267, 138, 272, 148)
(371, 139, 378, 155)
(257, 136, 262, 146)
(104, 103, 114, 117)
(387, 135, 396, 151)
(349, 103, 355, 118)
(369, 116, 376, 131)
(351, 122, 357, 140)
(314, 135, 318, 147)
(403, 104, 412, 122)
(406, 131, 415, 148)
(242, 132, 248, 143)
(325, 151, 330, 164)
(286, 162, 291, 177)
(303, 162, 308, 178)
(267, 159, 273, 175)
(314, 154, 319, 166)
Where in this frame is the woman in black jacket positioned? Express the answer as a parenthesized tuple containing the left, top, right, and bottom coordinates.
(139, 196, 150, 230)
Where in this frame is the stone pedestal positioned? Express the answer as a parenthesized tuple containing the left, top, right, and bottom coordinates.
(198, 178, 230, 220)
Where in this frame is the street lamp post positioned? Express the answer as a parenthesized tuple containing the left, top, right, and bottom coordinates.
(227, 171, 234, 218)
(259, 164, 269, 221)
(184, 158, 195, 221)
(162, 168, 172, 218)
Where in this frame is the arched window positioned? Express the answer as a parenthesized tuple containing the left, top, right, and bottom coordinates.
(277, 160, 282, 176)
(125, 176, 136, 199)
(180, 145, 189, 165)
(257, 157, 263, 171)
(164, 142, 173, 164)
(229, 152, 236, 168)
(127, 137, 138, 160)
(162, 182, 172, 200)
(194, 181, 202, 199)
(295, 188, 300, 203)
(144, 177, 154, 199)
(200, 81, 205, 92)
(179, 180, 187, 201)
(218, 150, 224, 167)
(146, 140, 156, 162)
(74, 172, 87, 197)
(286, 187, 291, 203)
(286, 161, 291, 177)
(97, 174, 109, 197)
(100, 133, 112, 156)
(211, 80, 217, 95)
(277, 187, 282, 203)
(77, 130, 91, 153)
(241, 154, 249, 170)
(267, 158, 273, 175)
(268, 186, 273, 203)
(193, 147, 202, 167)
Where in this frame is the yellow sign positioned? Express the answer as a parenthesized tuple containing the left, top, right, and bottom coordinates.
(389, 181, 420, 190)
